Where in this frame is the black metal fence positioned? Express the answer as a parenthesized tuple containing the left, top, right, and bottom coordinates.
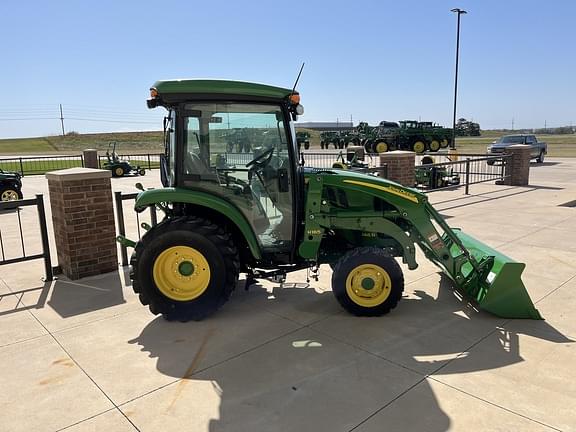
(99, 153, 162, 171)
(114, 191, 158, 266)
(0, 155, 84, 176)
(0, 194, 53, 281)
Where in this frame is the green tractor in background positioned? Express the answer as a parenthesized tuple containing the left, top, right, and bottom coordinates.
(375, 120, 453, 154)
(102, 141, 146, 177)
(296, 131, 310, 150)
(120, 79, 541, 322)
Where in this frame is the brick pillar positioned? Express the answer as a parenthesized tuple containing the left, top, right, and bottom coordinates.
(46, 168, 117, 280)
(83, 149, 99, 169)
(503, 144, 531, 186)
(379, 151, 415, 187)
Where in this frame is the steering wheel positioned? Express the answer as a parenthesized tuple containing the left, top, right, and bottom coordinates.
(246, 147, 275, 169)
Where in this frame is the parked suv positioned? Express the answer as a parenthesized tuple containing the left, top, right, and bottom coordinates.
(487, 134, 547, 164)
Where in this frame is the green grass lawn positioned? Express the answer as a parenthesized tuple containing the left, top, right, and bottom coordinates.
(0, 157, 84, 175)
(0, 131, 163, 156)
(0, 137, 58, 154)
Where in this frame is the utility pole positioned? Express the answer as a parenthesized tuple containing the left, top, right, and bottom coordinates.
(511, 117, 514, 131)
(450, 8, 467, 149)
(59, 104, 65, 136)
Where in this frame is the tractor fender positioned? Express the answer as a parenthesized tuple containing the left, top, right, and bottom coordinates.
(134, 187, 262, 260)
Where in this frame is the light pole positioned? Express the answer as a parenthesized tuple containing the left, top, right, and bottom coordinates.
(451, 8, 467, 149)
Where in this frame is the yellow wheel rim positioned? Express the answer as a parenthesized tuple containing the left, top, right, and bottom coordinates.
(413, 141, 426, 153)
(115, 167, 123, 176)
(440, 139, 449, 148)
(430, 140, 440, 151)
(345, 264, 392, 307)
(153, 246, 211, 301)
(376, 142, 388, 153)
(1, 189, 19, 201)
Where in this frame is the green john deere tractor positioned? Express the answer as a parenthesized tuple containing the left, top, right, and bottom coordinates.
(120, 79, 541, 322)
(376, 120, 453, 154)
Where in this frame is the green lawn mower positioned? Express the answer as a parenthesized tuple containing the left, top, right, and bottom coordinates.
(118, 79, 541, 322)
(102, 142, 146, 177)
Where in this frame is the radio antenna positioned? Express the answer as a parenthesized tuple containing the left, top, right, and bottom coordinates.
(291, 62, 305, 95)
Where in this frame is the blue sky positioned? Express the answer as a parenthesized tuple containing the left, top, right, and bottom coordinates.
(1, 0, 574, 138)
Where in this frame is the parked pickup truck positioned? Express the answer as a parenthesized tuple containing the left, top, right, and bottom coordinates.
(487, 134, 547, 164)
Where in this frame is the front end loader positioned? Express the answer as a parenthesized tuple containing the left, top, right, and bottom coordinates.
(121, 79, 541, 322)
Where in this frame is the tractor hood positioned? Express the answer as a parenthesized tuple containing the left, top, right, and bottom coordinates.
(303, 167, 426, 205)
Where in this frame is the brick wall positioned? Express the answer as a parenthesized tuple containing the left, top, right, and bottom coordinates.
(503, 144, 531, 186)
(379, 151, 415, 187)
(46, 168, 117, 280)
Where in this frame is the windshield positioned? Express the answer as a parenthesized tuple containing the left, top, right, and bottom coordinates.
(499, 136, 525, 144)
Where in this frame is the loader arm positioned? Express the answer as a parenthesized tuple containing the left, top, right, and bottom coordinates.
(300, 169, 542, 319)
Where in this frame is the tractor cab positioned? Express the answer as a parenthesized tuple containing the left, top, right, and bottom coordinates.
(399, 120, 418, 129)
(151, 80, 304, 261)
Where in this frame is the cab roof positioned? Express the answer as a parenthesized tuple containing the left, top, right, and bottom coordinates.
(151, 79, 296, 100)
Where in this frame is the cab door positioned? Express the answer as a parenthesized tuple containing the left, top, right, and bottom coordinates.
(179, 102, 295, 255)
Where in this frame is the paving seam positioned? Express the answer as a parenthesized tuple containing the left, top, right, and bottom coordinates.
(114, 326, 305, 407)
(345, 322, 519, 431)
(54, 407, 126, 432)
(427, 378, 563, 431)
(113, 311, 422, 408)
(10, 291, 143, 432)
(347, 376, 428, 431)
(428, 320, 566, 432)
(496, 213, 575, 248)
(534, 273, 576, 306)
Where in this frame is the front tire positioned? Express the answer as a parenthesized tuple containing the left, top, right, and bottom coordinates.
(130, 217, 240, 321)
(331, 247, 404, 316)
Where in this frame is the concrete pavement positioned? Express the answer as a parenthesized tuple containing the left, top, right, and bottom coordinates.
(0, 159, 574, 431)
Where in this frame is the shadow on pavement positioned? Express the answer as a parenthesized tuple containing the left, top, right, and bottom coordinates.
(0, 282, 51, 317)
(0, 270, 126, 318)
(47, 272, 126, 318)
(126, 277, 572, 431)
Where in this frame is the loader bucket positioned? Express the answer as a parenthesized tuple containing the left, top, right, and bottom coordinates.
(447, 229, 543, 320)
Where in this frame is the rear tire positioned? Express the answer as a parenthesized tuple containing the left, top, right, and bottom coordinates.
(114, 166, 125, 177)
(0, 187, 22, 202)
(374, 140, 388, 153)
(429, 140, 441, 152)
(363, 139, 375, 153)
(412, 139, 426, 154)
(537, 151, 545, 163)
(331, 247, 404, 316)
(130, 217, 240, 321)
